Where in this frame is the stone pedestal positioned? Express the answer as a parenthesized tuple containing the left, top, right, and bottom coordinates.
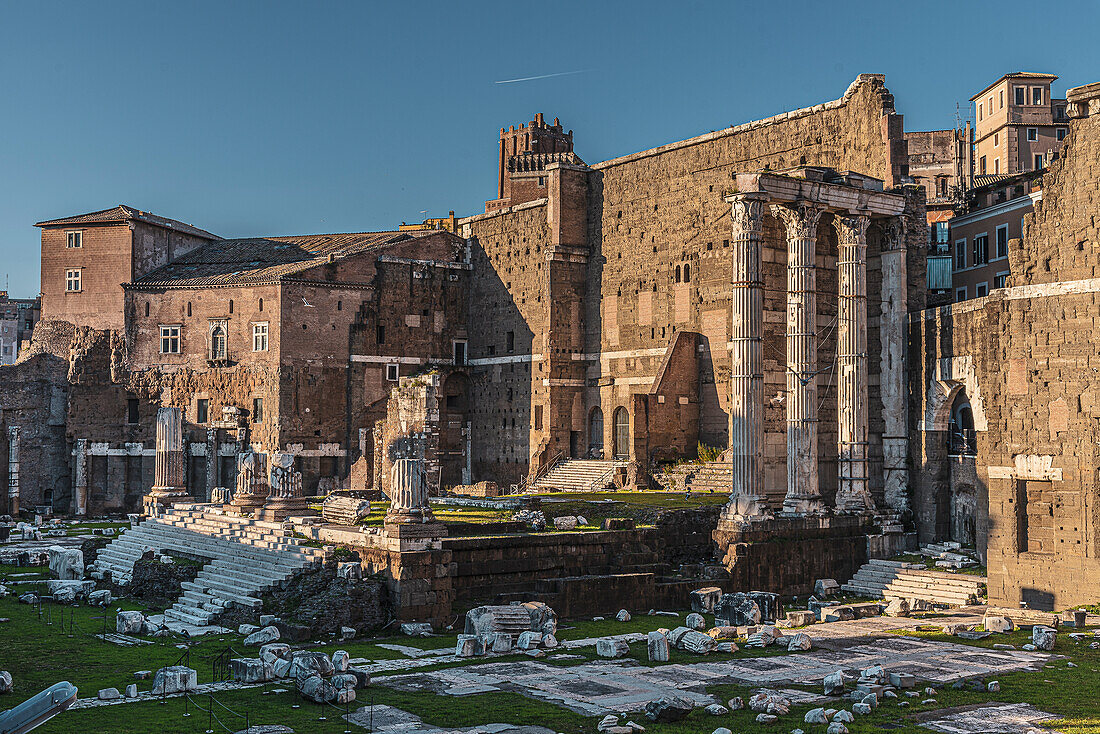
(228, 450, 269, 515)
(261, 452, 310, 521)
(143, 407, 190, 514)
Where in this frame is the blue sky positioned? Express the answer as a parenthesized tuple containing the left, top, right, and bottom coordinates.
(1, 0, 1097, 297)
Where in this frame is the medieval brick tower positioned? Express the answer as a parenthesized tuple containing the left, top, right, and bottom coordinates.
(487, 113, 583, 212)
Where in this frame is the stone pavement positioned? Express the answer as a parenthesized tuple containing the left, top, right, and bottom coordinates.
(376, 635, 1050, 716)
(917, 702, 1062, 733)
(344, 703, 555, 734)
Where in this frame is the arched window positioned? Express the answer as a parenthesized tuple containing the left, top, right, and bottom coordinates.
(187, 302, 192, 317)
(259, 298, 263, 312)
(589, 407, 604, 456)
(144, 302, 150, 317)
(210, 323, 227, 361)
(683, 263, 690, 282)
(229, 299, 234, 314)
(948, 391, 976, 456)
(613, 407, 630, 459)
(675, 265, 681, 283)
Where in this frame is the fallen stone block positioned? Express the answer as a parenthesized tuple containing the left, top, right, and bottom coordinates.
(152, 666, 197, 695)
(259, 643, 292, 665)
(516, 631, 542, 650)
(814, 579, 839, 597)
(331, 650, 350, 672)
(400, 622, 433, 637)
(984, 615, 1014, 634)
(490, 632, 513, 653)
(290, 650, 335, 678)
(647, 631, 669, 662)
(552, 516, 578, 530)
(644, 696, 693, 722)
(116, 611, 146, 635)
(455, 634, 484, 657)
(685, 612, 705, 630)
(824, 669, 846, 695)
(704, 703, 728, 715)
(787, 632, 812, 651)
(238, 624, 259, 636)
(230, 658, 274, 684)
(1032, 625, 1057, 650)
(98, 688, 120, 700)
(786, 610, 815, 627)
(883, 598, 910, 617)
(678, 630, 717, 654)
(244, 626, 281, 646)
(298, 674, 337, 703)
(805, 707, 828, 724)
(689, 586, 722, 614)
(616, 609, 632, 622)
(713, 592, 761, 627)
(596, 638, 630, 658)
(124, 684, 137, 698)
(48, 546, 84, 580)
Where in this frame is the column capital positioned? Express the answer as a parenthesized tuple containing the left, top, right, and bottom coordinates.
(882, 216, 908, 251)
(727, 192, 769, 232)
(833, 211, 871, 242)
(770, 201, 826, 240)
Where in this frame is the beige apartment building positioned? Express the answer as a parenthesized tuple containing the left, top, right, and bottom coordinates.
(971, 72, 1069, 177)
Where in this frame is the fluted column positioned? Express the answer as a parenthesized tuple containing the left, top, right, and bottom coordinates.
(880, 217, 910, 515)
(386, 457, 434, 524)
(721, 193, 770, 521)
(834, 212, 874, 513)
(772, 202, 827, 515)
(145, 407, 189, 513)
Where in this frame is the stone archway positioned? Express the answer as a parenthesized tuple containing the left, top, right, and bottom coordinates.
(612, 407, 630, 460)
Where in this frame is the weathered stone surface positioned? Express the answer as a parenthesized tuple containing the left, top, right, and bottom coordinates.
(48, 546, 83, 580)
(88, 589, 112, 606)
(596, 638, 630, 658)
(704, 704, 728, 716)
(244, 626, 281, 646)
(883, 598, 910, 617)
(814, 579, 839, 597)
(805, 707, 829, 724)
(667, 626, 691, 647)
(826, 723, 849, 734)
(647, 631, 670, 662)
(833, 709, 855, 723)
(747, 592, 783, 623)
(259, 643, 292, 665)
(0, 671, 12, 694)
(685, 612, 705, 631)
(517, 631, 542, 650)
(98, 688, 120, 700)
(984, 616, 1014, 634)
(455, 634, 483, 657)
(678, 630, 717, 654)
(400, 622, 432, 637)
(298, 674, 337, 703)
(689, 587, 722, 613)
(464, 605, 537, 638)
(239, 624, 259, 636)
(231, 658, 274, 683)
(1032, 626, 1056, 651)
(553, 516, 578, 530)
(124, 684, 137, 698)
(616, 609, 631, 622)
(852, 703, 872, 715)
(116, 611, 145, 635)
(152, 666, 198, 694)
(787, 632, 812, 651)
(491, 632, 513, 653)
(786, 610, 816, 627)
(290, 650, 335, 679)
(706, 626, 738, 640)
(713, 593, 761, 626)
(824, 669, 846, 695)
(644, 696, 694, 722)
(749, 691, 791, 715)
(331, 650, 350, 672)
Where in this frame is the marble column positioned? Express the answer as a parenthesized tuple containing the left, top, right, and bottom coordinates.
(73, 438, 88, 516)
(721, 193, 770, 521)
(145, 407, 190, 512)
(229, 450, 269, 514)
(7, 427, 20, 516)
(834, 212, 875, 513)
(386, 457, 434, 524)
(880, 217, 910, 514)
(772, 202, 827, 515)
(263, 452, 308, 520)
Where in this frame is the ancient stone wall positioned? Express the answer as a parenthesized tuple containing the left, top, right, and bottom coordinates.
(912, 85, 1100, 609)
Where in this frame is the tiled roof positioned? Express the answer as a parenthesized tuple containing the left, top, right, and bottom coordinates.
(127, 229, 443, 288)
(35, 205, 219, 240)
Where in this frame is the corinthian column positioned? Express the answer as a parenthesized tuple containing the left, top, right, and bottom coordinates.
(880, 217, 910, 515)
(721, 193, 770, 522)
(772, 202, 827, 515)
(145, 406, 190, 514)
(834, 212, 874, 513)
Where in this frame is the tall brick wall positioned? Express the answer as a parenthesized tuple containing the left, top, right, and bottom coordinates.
(463, 75, 923, 501)
(913, 87, 1100, 609)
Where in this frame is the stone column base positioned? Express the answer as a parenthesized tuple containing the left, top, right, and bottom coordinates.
(228, 494, 268, 515)
(717, 495, 772, 529)
(143, 488, 190, 516)
(259, 498, 311, 522)
(780, 497, 829, 517)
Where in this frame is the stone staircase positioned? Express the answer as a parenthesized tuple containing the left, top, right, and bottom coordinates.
(656, 462, 731, 493)
(92, 503, 327, 627)
(526, 460, 627, 493)
(842, 558, 986, 607)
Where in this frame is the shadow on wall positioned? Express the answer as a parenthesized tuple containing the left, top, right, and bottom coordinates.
(1021, 587, 1056, 612)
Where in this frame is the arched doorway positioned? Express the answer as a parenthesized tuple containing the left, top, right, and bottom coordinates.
(948, 390, 976, 455)
(950, 483, 977, 547)
(588, 407, 604, 458)
(439, 372, 470, 488)
(612, 407, 630, 460)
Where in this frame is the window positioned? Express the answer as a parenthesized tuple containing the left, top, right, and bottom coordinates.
(1034, 153, 1044, 170)
(993, 133, 999, 147)
(994, 158, 1000, 175)
(988, 97, 993, 115)
(65, 269, 81, 292)
(999, 89, 1004, 109)
(979, 156, 987, 175)
(252, 398, 263, 423)
(187, 302, 192, 317)
(977, 103, 983, 122)
(976, 282, 988, 297)
(1026, 127, 1038, 141)
(386, 363, 399, 381)
(144, 302, 150, 317)
(683, 263, 690, 282)
(252, 322, 269, 352)
(1057, 127, 1067, 141)
(533, 405, 543, 431)
(674, 265, 681, 283)
(259, 298, 264, 312)
(935, 221, 950, 245)
(996, 225, 1009, 259)
(126, 399, 139, 425)
(160, 324, 181, 354)
(954, 239, 966, 270)
(196, 398, 209, 424)
(228, 299, 234, 314)
(376, 324, 385, 344)
(66, 231, 82, 248)
(1015, 86, 1026, 105)
(1032, 87, 1043, 106)
(209, 321, 227, 361)
(506, 330, 514, 352)
(972, 234, 989, 266)
(453, 340, 467, 365)
(994, 272, 1008, 289)
(956, 286, 968, 302)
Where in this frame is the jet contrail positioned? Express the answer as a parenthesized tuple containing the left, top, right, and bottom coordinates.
(494, 70, 588, 84)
